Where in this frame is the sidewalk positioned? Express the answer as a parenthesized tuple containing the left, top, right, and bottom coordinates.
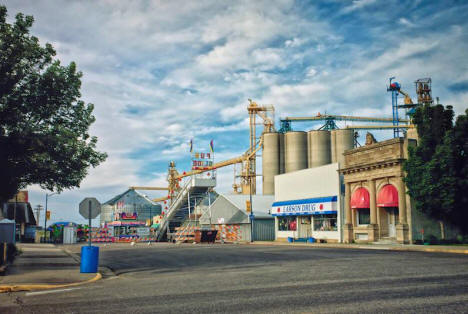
(250, 241, 468, 254)
(0, 243, 102, 293)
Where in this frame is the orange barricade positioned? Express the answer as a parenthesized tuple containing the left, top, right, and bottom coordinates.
(215, 224, 242, 243)
(173, 226, 200, 243)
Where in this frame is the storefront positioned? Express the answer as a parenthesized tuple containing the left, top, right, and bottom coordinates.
(272, 163, 343, 242)
(272, 196, 339, 241)
(107, 221, 148, 242)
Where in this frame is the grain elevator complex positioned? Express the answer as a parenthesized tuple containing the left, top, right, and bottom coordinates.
(100, 77, 461, 245)
(262, 128, 354, 195)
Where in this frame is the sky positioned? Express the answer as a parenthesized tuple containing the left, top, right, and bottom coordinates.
(3, 0, 468, 226)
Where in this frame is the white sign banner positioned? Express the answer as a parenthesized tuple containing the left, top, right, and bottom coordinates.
(272, 196, 337, 216)
(136, 227, 150, 236)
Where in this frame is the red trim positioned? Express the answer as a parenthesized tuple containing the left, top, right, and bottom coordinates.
(351, 187, 370, 209)
(377, 184, 399, 207)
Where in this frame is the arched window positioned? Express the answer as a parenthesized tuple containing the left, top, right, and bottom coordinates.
(351, 187, 370, 209)
(377, 184, 398, 207)
(351, 187, 370, 225)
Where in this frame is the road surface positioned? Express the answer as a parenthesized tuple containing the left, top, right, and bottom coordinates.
(1, 243, 467, 313)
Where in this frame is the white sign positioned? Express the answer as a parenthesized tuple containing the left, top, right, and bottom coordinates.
(272, 196, 337, 216)
(136, 227, 150, 236)
(79, 197, 101, 219)
(217, 218, 225, 224)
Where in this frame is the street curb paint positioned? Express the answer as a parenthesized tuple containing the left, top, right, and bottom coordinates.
(247, 241, 468, 255)
(0, 272, 102, 293)
(388, 247, 468, 255)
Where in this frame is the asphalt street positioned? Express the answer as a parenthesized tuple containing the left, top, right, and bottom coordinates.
(1, 243, 467, 313)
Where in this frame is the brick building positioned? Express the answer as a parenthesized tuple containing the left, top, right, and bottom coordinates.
(340, 136, 459, 244)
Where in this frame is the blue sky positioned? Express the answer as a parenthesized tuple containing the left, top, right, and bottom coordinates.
(3, 0, 468, 225)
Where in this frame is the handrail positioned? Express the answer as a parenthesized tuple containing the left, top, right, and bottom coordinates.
(155, 178, 193, 240)
(281, 115, 409, 123)
(169, 178, 192, 211)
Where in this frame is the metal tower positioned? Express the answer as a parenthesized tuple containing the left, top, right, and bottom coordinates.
(387, 77, 400, 138)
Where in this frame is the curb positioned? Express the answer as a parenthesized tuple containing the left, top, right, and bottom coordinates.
(61, 247, 82, 264)
(0, 272, 102, 293)
(388, 246, 468, 254)
(61, 246, 117, 278)
(248, 241, 468, 254)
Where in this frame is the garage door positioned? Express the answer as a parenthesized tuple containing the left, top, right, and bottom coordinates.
(253, 219, 275, 241)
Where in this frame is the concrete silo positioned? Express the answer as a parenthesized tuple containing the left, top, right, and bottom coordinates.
(331, 129, 354, 167)
(279, 133, 285, 174)
(262, 132, 281, 195)
(308, 130, 331, 168)
(331, 129, 337, 163)
(284, 131, 308, 173)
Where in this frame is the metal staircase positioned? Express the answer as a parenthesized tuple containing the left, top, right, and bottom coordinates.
(155, 176, 216, 241)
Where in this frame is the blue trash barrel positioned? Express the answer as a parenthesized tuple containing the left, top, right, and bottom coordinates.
(80, 246, 99, 273)
(287, 237, 294, 243)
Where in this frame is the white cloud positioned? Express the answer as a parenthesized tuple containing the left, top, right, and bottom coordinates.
(342, 0, 377, 13)
(220, 104, 247, 121)
(398, 17, 416, 28)
(264, 83, 330, 111)
(443, 92, 468, 116)
(251, 48, 285, 70)
(306, 67, 318, 78)
(285, 37, 304, 48)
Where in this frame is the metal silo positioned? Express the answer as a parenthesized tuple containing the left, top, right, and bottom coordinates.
(332, 129, 354, 167)
(307, 130, 312, 168)
(285, 131, 308, 173)
(279, 133, 285, 174)
(330, 129, 337, 163)
(308, 130, 331, 168)
(262, 132, 280, 195)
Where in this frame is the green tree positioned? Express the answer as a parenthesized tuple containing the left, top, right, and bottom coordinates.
(449, 109, 468, 231)
(0, 6, 107, 202)
(404, 104, 468, 234)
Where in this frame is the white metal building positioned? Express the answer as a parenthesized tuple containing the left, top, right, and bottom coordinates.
(200, 194, 275, 242)
(100, 189, 162, 226)
(272, 163, 343, 242)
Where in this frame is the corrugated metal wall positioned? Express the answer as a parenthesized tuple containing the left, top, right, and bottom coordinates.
(253, 219, 275, 241)
(109, 190, 162, 222)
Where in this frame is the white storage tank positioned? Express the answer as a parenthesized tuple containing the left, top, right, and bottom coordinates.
(262, 132, 281, 195)
(331, 130, 337, 163)
(331, 129, 354, 167)
(279, 133, 285, 174)
(308, 130, 331, 168)
(284, 131, 308, 173)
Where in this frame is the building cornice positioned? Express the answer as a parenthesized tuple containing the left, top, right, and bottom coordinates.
(343, 137, 404, 155)
(339, 158, 405, 175)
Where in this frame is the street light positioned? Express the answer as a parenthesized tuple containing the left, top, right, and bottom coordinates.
(44, 192, 58, 242)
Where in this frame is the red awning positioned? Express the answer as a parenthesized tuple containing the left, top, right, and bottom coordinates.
(377, 184, 399, 207)
(351, 187, 370, 209)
